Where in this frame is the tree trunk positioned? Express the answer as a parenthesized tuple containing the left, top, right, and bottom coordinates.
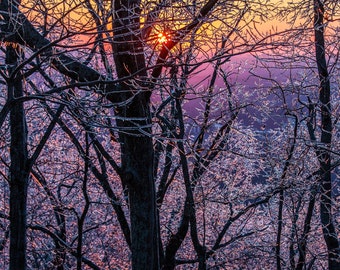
(296, 186, 317, 270)
(276, 190, 284, 270)
(115, 101, 159, 269)
(314, 0, 340, 268)
(7, 44, 29, 270)
(113, 0, 159, 268)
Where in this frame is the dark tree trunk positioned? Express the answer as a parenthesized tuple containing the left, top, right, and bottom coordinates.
(296, 186, 317, 270)
(112, 0, 159, 269)
(115, 102, 159, 269)
(276, 190, 284, 270)
(314, 0, 340, 268)
(7, 45, 29, 270)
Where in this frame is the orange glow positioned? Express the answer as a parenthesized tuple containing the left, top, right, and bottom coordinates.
(157, 32, 170, 44)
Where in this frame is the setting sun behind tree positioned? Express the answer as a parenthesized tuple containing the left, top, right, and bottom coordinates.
(157, 32, 170, 44)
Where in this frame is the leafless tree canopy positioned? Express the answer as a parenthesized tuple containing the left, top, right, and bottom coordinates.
(0, 0, 339, 269)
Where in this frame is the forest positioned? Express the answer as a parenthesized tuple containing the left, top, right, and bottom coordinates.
(0, 0, 339, 269)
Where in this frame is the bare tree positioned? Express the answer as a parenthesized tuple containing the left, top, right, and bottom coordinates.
(312, 1, 340, 268)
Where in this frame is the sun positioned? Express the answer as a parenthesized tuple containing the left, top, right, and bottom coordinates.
(157, 32, 169, 44)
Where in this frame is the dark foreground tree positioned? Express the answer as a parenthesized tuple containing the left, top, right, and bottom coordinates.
(313, 0, 340, 267)
(7, 41, 29, 270)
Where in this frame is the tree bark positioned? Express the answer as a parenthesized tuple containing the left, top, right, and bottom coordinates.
(314, 0, 340, 268)
(113, 0, 159, 268)
(296, 185, 317, 270)
(7, 44, 29, 270)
